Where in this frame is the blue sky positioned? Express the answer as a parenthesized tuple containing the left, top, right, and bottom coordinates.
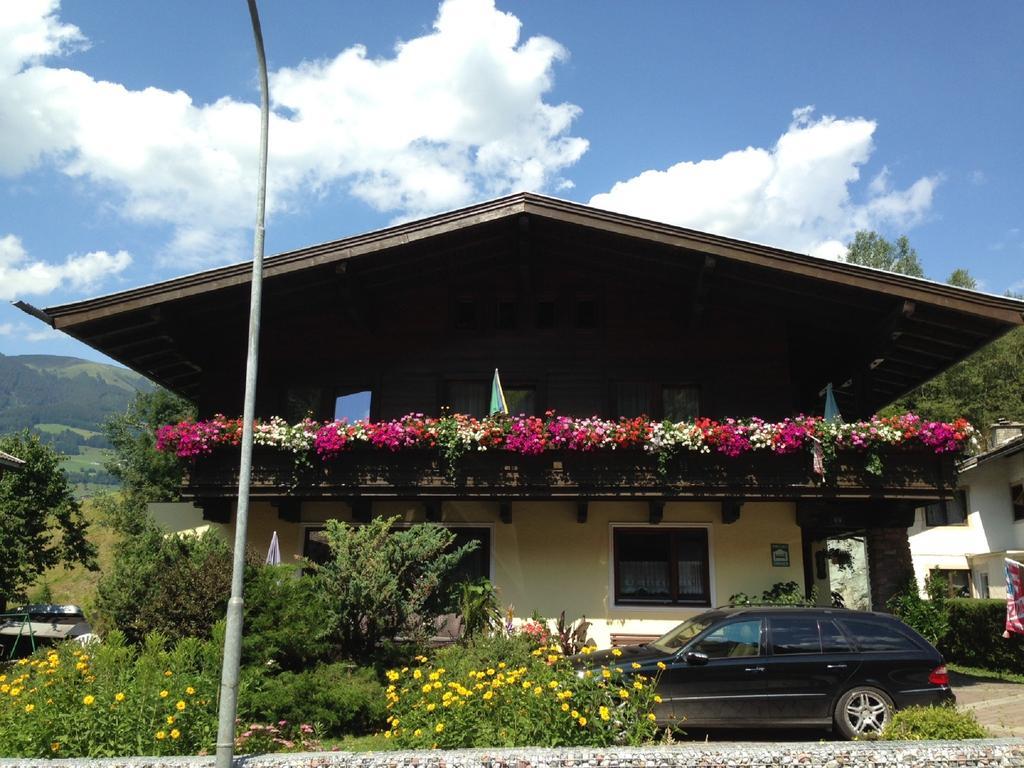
(2, 0, 1022, 362)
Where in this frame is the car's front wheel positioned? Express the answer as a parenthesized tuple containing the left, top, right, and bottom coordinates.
(834, 686, 894, 739)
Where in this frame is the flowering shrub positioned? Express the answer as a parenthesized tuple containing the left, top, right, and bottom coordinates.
(156, 411, 975, 471)
(235, 721, 321, 754)
(0, 632, 219, 758)
(383, 642, 661, 748)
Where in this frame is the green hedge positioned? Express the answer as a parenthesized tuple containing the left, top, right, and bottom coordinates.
(882, 705, 989, 741)
(942, 599, 1024, 673)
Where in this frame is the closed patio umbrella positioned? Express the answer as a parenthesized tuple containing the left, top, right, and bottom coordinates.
(265, 530, 281, 565)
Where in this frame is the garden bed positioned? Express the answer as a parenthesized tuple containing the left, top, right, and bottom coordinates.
(2, 740, 1022, 768)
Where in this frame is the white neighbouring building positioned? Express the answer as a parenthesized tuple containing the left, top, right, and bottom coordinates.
(909, 421, 1024, 599)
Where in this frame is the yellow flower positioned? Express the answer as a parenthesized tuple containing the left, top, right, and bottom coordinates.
(413, 669, 422, 680)
(611, 649, 622, 657)
(24, 704, 35, 713)
(83, 695, 95, 706)
(633, 681, 644, 690)
(486, 668, 495, 676)
(547, 654, 559, 664)
(548, 680, 559, 689)
(522, 681, 532, 690)
(414, 728, 422, 737)
(657, 661, 666, 670)
(422, 684, 432, 694)
(426, 703, 436, 712)
(618, 689, 630, 699)
(482, 690, 493, 701)
(571, 709, 580, 718)
(156, 730, 166, 740)
(654, 695, 663, 703)
(387, 670, 400, 682)
(185, 686, 195, 696)
(631, 662, 641, 669)
(533, 687, 542, 696)
(415, 655, 428, 663)
(171, 729, 180, 740)
(498, 662, 506, 669)
(578, 716, 587, 726)
(50, 743, 60, 752)
(647, 713, 657, 721)
(115, 692, 126, 702)
(435, 723, 445, 733)
(601, 669, 611, 679)
(164, 670, 173, 677)
(599, 706, 610, 720)
(159, 690, 169, 698)
(166, 715, 176, 725)
(581, 646, 593, 655)
(176, 700, 186, 711)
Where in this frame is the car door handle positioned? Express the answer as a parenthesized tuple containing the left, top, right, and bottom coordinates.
(827, 664, 848, 670)
(744, 666, 766, 673)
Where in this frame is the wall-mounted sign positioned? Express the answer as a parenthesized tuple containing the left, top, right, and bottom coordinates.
(771, 543, 790, 568)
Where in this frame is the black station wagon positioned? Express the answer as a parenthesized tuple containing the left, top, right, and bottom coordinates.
(579, 607, 953, 738)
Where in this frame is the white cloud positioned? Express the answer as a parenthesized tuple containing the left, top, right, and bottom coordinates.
(0, 233, 131, 301)
(0, 322, 13, 335)
(590, 107, 939, 259)
(0, 0, 587, 266)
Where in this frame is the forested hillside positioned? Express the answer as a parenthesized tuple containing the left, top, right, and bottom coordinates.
(0, 354, 154, 489)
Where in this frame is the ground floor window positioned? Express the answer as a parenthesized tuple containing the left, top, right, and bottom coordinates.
(613, 526, 710, 607)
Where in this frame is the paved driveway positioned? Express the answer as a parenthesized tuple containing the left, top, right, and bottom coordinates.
(951, 671, 1024, 737)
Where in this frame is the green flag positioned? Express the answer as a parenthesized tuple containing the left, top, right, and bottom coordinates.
(490, 368, 508, 415)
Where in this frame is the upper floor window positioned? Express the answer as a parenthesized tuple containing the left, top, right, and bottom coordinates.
(504, 386, 536, 416)
(615, 382, 652, 418)
(576, 298, 599, 329)
(453, 300, 478, 330)
(335, 389, 371, 421)
(285, 386, 322, 421)
(536, 301, 556, 329)
(496, 301, 517, 331)
(446, 380, 488, 416)
(924, 489, 967, 526)
(663, 386, 700, 421)
(1012, 482, 1024, 522)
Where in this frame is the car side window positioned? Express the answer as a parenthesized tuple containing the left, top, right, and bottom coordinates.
(691, 619, 762, 658)
(768, 616, 821, 655)
(838, 618, 917, 651)
(820, 619, 852, 653)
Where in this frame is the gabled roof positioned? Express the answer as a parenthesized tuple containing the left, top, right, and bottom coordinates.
(16, 192, 1024, 408)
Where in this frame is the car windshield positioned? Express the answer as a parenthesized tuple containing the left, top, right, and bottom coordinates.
(649, 615, 717, 652)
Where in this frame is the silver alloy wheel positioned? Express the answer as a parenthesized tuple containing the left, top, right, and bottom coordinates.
(843, 690, 890, 735)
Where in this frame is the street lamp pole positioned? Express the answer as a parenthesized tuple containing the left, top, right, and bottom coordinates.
(215, 1, 269, 766)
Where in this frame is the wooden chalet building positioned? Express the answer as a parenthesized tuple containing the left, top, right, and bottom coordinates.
(21, 193, 1024, 645)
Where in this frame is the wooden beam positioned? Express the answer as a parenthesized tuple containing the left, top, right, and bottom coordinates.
(499, 501, 512, 524)
(424, 499, 442, 523)
(576, 500, 588, 524)
(649, 500, 664, 525)
(199, 498, 231, 524)
(721, 499, 743, 525)
(271, 498, 301, 523)
(351, 498, 371, 523)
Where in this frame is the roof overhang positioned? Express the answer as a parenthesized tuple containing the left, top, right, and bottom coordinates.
(19, 192, 1024, 408)
(0, 450, 25, 471)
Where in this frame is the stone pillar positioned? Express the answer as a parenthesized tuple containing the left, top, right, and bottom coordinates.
(866, 526, 914, 611)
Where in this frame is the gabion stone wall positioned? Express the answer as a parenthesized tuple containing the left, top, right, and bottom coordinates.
(2, 740, 1022, 768)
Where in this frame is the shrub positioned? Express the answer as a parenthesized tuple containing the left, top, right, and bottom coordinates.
(240, 663, 385, 737)
(887, 577, 948, 646)
(944, 598, 1024, 673)
(242, 565, 336, 671)
(235, 721, 322, 754)
(882, 705, 989, 740)
(95, 525, 233, 644)
(310, 517, 477, 661)
(384, 642, 660, 748)
(0, 632, 220, 758)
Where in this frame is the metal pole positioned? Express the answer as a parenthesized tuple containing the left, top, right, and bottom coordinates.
(215, 1, 269, 766)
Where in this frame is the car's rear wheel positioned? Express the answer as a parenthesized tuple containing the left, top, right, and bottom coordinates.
(834, 686, 894, 739)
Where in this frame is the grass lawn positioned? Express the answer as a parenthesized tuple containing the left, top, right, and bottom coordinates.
(34, 422, 100, 439)
(948, 663, 1024, 685)
(60, 445, 112, 473)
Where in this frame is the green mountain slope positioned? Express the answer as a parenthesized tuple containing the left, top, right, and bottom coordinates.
(0, 353, 155, 492)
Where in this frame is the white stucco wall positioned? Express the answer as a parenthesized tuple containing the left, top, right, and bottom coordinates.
(907, 446, 1024, 596)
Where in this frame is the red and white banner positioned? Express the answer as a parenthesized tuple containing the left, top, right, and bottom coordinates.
(1004, 558, 1024, 638)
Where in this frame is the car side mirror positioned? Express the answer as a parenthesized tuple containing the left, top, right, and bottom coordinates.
(685, 651, 709, 666)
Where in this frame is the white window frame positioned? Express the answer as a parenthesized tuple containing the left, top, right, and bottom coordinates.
(607, 522, 716, 611)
